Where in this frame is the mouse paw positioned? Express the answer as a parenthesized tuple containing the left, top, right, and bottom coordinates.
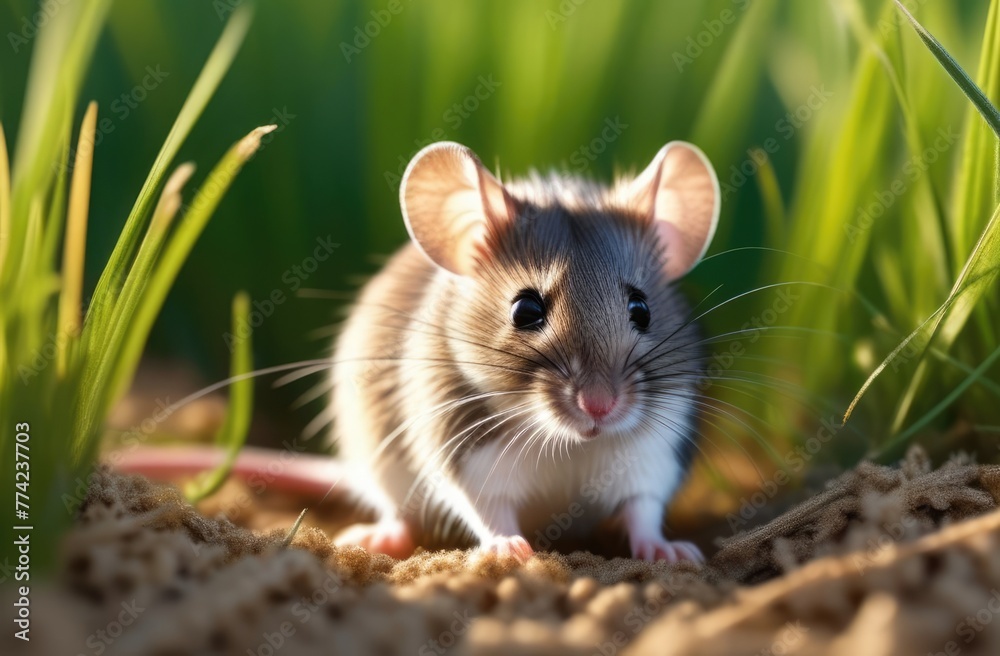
(479, 535, 534, 562)
(630, 535, 704, 564)
(335, 518, 414, 559)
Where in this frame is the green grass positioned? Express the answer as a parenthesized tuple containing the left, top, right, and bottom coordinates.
(702, 0, 1000, 465)
(842, 0, 1000, 455)
(185, 291, 254, 503)
(798, 0, 1000, 460)
(0, 1, 267, 571)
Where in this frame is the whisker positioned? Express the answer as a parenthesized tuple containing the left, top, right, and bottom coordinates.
(628, 363, 806, 394)
(504, 418, 548, 489)
(628, 281, 845, 374)
(142, 358, 340, 421)
(275, 363, 332, 386)
(474, 408, 546, 505)
(534, 423, 556, 471)
(403, 403, 536, 511)
(637, 400, 767, 487)
(308, 324, 342, 340)
(352, 301, 553, 372)
(697, 245, 830, 273)
(292, 376, 335, 409)
(646, 394, 784, 463)
(296, 288, 356, 300)
(369, 390, 525, 465)
(636, 371, 818, 403)
(272, 353, 542, 390)
(302, 404, 336, 440)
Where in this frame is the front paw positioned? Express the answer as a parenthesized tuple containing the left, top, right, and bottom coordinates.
(478, 535, 534, 562)
(630, 535, 704, 564)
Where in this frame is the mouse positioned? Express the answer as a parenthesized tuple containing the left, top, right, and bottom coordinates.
(330, 140, 721, 562)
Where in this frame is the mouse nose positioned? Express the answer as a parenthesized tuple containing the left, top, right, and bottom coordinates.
(577, 387, 617, 420)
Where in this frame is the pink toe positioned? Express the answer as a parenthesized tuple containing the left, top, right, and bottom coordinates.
(335, 520, 414, 559)
(481, 535, 533, 562)
(631, 537, 703, 564)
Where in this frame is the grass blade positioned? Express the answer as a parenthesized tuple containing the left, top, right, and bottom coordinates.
(280, 509, 309, 549)
(41, 121, 71, 278)
(877, 341, 1000, 457)
(843, 298, 950, 423)
(947, 0, 1000, 362)
(894, 0, 1000, 137)
(752, 148, 786, 247)
(186, 291, 254, 503)
(9, 0, 112, 273)
(951, 0, 1000, 265)
(0, 122, 10, 276)
(15, 198, 44, 292)
(57, 101, 98, 374)
(102, 162, 196, 403)
(845, 204, 1000, 425)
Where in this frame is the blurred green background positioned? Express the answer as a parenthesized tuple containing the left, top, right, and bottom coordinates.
(1, 0, 997, 467)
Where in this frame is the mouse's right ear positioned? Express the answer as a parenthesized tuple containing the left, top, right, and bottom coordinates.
(400, 141, 516, 276)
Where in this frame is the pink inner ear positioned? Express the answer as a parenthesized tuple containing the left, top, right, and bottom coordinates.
(628, 142, 719, 281)
(652, 196, 692, 281)
(440, 189, 490, 274)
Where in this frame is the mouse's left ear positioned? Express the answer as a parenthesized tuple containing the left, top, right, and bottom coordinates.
(400, 141, 517, 276)
(626, 141, 720, 280)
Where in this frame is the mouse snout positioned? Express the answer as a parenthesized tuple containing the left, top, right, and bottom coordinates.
(576, 386, 618, 420)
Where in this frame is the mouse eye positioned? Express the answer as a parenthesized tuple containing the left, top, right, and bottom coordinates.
(628, 293, 650, 330)
(511, 290, 546, 330)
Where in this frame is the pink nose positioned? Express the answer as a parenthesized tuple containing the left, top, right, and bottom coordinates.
(577, 388, 617, 420)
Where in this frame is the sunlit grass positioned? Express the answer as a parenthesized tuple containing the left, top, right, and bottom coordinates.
(0, 0, 267, 571)
(760, 0, 1000, 460)
(843, 1, 1000, 453)
(185, 291, 254, 503)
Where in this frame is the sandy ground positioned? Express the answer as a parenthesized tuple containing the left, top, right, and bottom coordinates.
(6, 447, 1000, 655)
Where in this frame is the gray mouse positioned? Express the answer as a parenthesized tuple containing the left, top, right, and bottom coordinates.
(331, 140, 720, 562)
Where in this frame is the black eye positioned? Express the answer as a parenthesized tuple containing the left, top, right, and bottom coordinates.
(511, 290, 546, 330)
(628, 293, 650, 330)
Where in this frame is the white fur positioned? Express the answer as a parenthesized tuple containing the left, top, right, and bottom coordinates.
(460, 410, 692, 541)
